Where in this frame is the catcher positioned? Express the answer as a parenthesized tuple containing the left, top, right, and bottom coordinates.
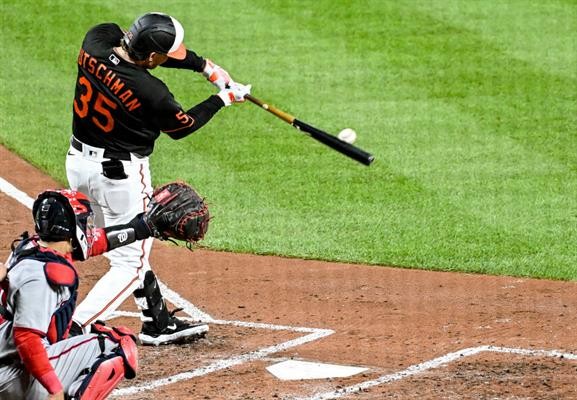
(0, 184, 208, 399)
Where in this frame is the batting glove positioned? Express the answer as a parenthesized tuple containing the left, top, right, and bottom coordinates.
(203, 59, 232, 90)
(217, 82, 251, 106)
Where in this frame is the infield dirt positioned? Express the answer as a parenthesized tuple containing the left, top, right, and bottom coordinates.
(1, 144, 576, 399)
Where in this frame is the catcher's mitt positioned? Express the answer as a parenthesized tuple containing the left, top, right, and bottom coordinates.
(143, 181, 209, 244)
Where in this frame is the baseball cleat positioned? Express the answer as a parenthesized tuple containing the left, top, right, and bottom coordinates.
(139, 317, 208, 346)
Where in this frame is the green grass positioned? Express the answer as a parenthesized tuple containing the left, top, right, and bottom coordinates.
(1, 1, 576, 280)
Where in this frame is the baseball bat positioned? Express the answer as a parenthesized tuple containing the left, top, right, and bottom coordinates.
(245, 94, 375, 166)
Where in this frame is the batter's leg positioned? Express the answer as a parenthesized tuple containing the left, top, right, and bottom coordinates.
(65, 147, 105, 227)
(134, 270, 208, 345)
(69, 156, 208, 344)
(67, 151, 148, 331)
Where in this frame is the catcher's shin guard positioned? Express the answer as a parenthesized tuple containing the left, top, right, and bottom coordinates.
(133, 270, 170, 330)
(73, 336, 138, 400)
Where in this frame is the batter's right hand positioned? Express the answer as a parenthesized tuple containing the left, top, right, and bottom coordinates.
(217, 82, 251, 106)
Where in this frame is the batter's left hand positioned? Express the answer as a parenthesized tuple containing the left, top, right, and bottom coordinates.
(203, 59, 232, 90)
(0, 262, 6, 281)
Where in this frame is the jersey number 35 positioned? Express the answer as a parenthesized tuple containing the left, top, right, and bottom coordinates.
(74, 76, 117, 133)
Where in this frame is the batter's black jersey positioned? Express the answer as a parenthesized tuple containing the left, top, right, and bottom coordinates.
(72, 23, 223, 157)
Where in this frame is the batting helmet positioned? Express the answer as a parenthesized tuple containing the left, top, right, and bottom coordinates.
(32, 190, 95, 261)
(122, 12, 186, 61)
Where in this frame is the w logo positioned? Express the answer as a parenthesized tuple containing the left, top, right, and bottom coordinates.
(118, 231, 128, 243)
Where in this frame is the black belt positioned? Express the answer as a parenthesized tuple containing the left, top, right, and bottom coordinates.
(71, 136, 133, 161)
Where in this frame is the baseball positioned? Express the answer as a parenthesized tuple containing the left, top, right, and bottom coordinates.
(338, 128, 357, 144)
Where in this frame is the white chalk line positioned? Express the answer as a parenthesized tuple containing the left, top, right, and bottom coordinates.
(296, 345, 577, 400)
(109, 266, 335, 396)
(106, 310, 334, 396)
(0, 178, 335, 396)
(485, 345, 577, 360)
(113, 327, 335, 396)
(109, 310, 329, 334)
(0, 177, 34, 209)
(157, 279, 214, 322)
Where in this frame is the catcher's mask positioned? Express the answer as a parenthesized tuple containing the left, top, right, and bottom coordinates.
(122, 12, 186, 61)
(32, 190, 95, 261)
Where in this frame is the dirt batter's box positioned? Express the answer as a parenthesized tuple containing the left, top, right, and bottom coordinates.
(108, 285, 334, 397)
(109, 282, 577, 399)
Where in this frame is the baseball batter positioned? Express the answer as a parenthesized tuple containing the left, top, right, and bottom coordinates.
(0, 189, 155, 399)
(65, 12, 251, 345)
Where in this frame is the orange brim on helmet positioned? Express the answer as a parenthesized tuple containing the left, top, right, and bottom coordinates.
(167, 16, 186, 60)
(168, 43, 187, 60)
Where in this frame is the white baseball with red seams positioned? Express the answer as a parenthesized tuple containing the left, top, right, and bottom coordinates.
(338, 128, 357, 144)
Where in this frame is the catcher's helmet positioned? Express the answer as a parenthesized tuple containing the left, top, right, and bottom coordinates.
(33, 190, 95, 261)
(122, 12, 186, 61)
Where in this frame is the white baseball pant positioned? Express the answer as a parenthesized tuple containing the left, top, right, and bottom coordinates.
(65, 139, 152, 330)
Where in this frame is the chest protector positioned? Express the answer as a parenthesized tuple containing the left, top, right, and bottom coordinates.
(2, 236, 79, 344)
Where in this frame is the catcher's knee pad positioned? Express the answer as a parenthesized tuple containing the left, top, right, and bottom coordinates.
(133, 270, 169, 329)
(91, 321, 137, 345)
(74, 336, 138, 400)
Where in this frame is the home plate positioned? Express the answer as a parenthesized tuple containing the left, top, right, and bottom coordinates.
(266, 360, 368, 380)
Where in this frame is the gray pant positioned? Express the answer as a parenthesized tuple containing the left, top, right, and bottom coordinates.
(0, 333, 119, 399)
